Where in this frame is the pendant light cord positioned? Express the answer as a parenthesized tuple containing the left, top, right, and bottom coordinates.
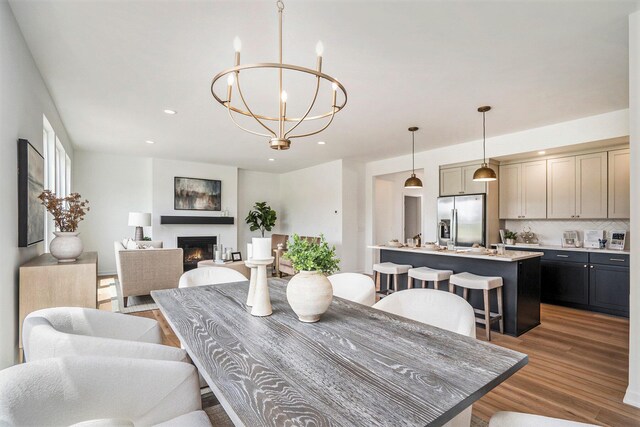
(412, 130, 415, 174)
(482, 111, 487, 165)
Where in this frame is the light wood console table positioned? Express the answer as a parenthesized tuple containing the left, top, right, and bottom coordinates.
(19, 252, 98, 348)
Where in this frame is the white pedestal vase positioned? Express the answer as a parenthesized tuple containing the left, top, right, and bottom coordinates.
(244, 261, 258, 306)
(251, 237, 273, 260)
(286, 270, 333, 323)
(249, 257, 274, 317)
(49, 231, 83, 263)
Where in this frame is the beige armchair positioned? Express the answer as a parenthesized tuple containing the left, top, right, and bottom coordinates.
(271, 234, 288, 274)
(114, 241, 183, 306)
(275, 236, 320, 277)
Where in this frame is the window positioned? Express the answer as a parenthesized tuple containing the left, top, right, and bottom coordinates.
(43, 115, 71, 251)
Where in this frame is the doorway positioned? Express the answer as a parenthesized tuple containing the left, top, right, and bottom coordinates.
(404, 195, 422, 242)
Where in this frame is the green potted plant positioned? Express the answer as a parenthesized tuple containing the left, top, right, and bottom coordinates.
(245, 202, 277, 259)
(284, 234, 340, 323)
(504, 230, 518, 246)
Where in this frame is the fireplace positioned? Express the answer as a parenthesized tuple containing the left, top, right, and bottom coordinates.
(177, 236, 217, 271)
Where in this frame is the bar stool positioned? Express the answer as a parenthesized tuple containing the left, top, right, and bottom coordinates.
(372, 262, 412, 294)
(449, 272, 504, 341)
(407, 267, 453, 290)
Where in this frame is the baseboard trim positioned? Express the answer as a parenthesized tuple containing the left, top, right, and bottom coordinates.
(624, 386, 640, 408)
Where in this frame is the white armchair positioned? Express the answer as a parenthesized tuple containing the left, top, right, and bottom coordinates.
(23, 307, 188, 363)
(328, 273, 376, 306)
(0, 357, 211, 426)
(179, 266, 247, 288)
(374, 289, 476, 427)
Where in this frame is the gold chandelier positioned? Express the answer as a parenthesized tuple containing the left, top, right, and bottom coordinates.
(210, 0, 347, 150)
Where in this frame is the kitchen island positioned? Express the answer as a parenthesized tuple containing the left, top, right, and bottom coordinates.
(369, 245, 543, 336)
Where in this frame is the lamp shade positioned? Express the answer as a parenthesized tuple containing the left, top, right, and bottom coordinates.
(128, 212, 151, 227)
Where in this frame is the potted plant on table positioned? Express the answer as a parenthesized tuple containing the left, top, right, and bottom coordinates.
(504, 230, 518, 246)
(39, 190, 90, 262)
(245, 202, 277, 259)
(284, 234, 340, 323)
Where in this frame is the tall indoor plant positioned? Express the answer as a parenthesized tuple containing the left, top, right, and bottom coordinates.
(284, 234, 340, 323)
(245, 202, 277, 259)
(39, 190, 90, 262)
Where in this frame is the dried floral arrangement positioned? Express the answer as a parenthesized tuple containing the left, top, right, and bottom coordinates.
(38, 190, 90, 232)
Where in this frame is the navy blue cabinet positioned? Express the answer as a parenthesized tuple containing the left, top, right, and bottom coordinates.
(540, 250, 629, 317)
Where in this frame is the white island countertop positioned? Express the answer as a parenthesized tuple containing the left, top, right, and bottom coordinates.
(490, 243, 630, 255)
(369, 245, 544, 262)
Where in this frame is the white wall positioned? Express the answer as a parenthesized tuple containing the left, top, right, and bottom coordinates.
(625, 8, 640, 409)
(0, 1, 74, 368)
(364, 109, 630, 273)
(238, 169, 281, 256)
(342, 159, 365, 272)
(73, 151, 152, 274)
(152, 158, 238, 252)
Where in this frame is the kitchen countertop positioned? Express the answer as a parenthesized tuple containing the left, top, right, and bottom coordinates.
(490, 243, 630, 255)
(369, 245, 544, 262)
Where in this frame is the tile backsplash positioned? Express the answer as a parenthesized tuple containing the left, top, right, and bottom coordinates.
(503, 219, 631, 248)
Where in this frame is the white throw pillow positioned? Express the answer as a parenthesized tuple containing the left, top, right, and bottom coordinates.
(125, 239, 139, 250)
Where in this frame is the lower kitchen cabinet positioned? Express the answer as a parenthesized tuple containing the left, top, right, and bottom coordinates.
(589, 264, 630, 316)
(541, 260, 589, 306)
(540, 252, 629, 317)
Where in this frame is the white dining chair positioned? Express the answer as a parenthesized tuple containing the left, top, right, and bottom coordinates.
(0, 356, 211, 426)
(373, 289, 476, 427)
(179, 266, 247, 288)
(489, 411, 600, 426)
(328, 273, 376, 306)
(22, 307, 188, 364)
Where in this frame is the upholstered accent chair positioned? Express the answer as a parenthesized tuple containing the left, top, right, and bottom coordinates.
(270, 234, 288, 274)
(22, 307, 188, 364)
(114, 241, 183, 306)
(0, 357, 211, 426)
(275, 236, 320, 277)
(179, 267, 247, 288)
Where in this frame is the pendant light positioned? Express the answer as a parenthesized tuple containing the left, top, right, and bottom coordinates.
(473, 106, 497, 182)
(404, 127, 423, 189)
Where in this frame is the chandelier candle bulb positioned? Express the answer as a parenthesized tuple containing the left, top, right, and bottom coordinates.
(233, 36, 242, 52)
(315, 41, 324, 57)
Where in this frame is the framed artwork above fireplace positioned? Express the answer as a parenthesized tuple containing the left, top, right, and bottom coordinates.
(174, 177, 221, 211)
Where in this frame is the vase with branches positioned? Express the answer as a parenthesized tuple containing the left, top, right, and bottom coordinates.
(39, 190, 90, 262)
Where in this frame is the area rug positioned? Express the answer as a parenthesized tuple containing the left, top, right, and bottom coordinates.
(103, 278, 159, 314)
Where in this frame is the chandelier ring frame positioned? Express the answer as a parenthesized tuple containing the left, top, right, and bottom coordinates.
(211, 62, 348, 124)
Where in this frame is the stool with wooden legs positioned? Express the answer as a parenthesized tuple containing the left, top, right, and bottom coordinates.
(372, 262, 412, 295)
(407, 267, 453, 290)
(448, 272, 503, 341)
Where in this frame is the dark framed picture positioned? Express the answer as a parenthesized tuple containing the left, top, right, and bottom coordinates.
(231, 251, 242, 262)
(174, 177, 221, 211)
(18, 139, 45, 247)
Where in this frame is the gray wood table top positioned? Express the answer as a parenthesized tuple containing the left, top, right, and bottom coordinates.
(152, 281, 527, 427)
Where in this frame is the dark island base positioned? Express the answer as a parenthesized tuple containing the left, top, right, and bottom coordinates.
(380, 250, 541, 337)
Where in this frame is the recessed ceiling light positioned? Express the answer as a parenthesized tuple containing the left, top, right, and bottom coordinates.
(163, 109, 177, 115)
(268, 158, 275, 162)
(145, 140, 155, 144)
(538, 150, 546, 155)
(317, 141, 326, 145)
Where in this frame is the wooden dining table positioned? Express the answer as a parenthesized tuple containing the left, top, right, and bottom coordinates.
(151, 280, 527, 427)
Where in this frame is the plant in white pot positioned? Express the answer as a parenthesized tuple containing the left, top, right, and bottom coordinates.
(245, 202, 277, 259)
(284, 234, 340, 323)
(39, 190, 90, 262)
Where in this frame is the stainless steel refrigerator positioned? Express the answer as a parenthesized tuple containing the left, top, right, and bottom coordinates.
(437, 194, 486, 247)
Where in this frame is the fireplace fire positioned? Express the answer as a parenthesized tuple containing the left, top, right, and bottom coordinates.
(177, 236, 216, 271)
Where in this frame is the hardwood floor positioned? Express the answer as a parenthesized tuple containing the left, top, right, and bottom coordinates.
(100, 277, 639, 426)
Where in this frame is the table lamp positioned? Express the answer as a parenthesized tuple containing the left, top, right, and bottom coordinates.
(128, 212, 151, 240)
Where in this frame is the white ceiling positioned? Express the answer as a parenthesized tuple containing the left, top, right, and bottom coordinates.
(9, 0, 637, 172)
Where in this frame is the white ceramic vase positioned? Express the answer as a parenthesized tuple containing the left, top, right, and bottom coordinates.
(50, 231, 83, 262)
(251, 237, 272, 260)
(286, 270, 333, 323)
(506, 238, 515, 245)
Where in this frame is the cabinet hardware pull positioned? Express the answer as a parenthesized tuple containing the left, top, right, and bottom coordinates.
(556, 254, 569, 258)
(584, 265, 587, 268)
(610, 258, 626, 262)
(571, 215, 575, 218)
(590, 265, 594, 268)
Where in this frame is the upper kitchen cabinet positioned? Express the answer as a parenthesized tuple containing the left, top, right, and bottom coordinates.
(575, 152, 607, 219)
(547, 157, 576, 218)
(547, 153, 607, 219)
(500, 160, 547, 219)
(440, 163, 493, 196)
(608, 148, 630, 218)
